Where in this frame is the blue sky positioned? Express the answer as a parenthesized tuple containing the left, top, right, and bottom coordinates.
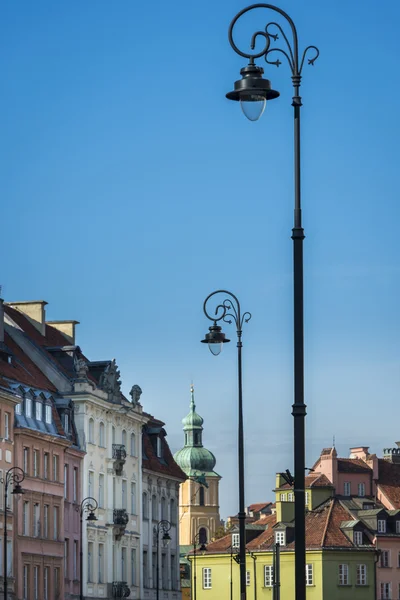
(2, 0, 400, 518)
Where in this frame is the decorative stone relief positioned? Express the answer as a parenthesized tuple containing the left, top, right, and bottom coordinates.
(99, 359, 122, 399)
(74, 356, 89, 379)
(129, 384, 142, 407)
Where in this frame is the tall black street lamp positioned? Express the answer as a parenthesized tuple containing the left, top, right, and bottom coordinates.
(192, 531, 207, 600)
(78, 497, 98, 600)
(201, 290, 251, 600)
(226, 6, 319, 600)
(1, 467, 25, 600)
(154, 519, 171, 600)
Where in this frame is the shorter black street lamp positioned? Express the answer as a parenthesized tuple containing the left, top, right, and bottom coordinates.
(1, 467, 25, 600)
(77, 497, 98, 600)
(154, 520, 171, 600)
(201, 290, 251, 600)
(192, 531, 207, 600)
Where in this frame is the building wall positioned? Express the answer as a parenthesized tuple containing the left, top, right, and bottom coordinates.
(322, 550, 376, 600)
(179, 476, 221, 545)
(63, 446, 84, 600)
(376, 536, 400, 600)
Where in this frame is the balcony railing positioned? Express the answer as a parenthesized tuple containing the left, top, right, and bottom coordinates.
(112, 444, 126, 475)
(112, 581, 131, 598)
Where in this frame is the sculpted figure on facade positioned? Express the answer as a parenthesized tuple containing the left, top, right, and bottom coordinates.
(99, 359, 122, 398)
(129, 384, 142, 407)
(74, 355, 89, 379)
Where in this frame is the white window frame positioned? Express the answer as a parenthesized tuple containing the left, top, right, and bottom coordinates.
(15, 403, 22, 415)
(306, 564, 313, 586)
(35, 402, 42, 421)
(33, 503, 40, 537)
(246, 571, 251, 586)
(339, 563, 349, 585)
(202, 567, 212, 589)
(64, 464, 68, 499)
(356, 564, 367, 585)
(157, 437, 162, 458)
(264, 565, 274, 587)
(344, 482, 351, 496)
(354, 531, 363, 545)
(280, 493, 285, 501)
(381, 550, 390, 568)
(305, 491, 309, 506)
(275, 531, 285, 546)
(378, 519, 386, 533)
(53, 506, 59, 540)
(358, 482, 365, 497)
(26, 398, 32, 418)
(381, 582, 391, 600)
(232, 533, 240, 548)
(4, 412, 9, 440)
(45, 404, 52, 424)
(288, 492, 294, 502)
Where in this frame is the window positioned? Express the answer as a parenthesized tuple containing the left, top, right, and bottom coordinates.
(98, 544, 104, 583)
(381, 582, 391, 600)
(161, 496, 167, 520)
(44, 453, 49, 480)
(288, 492, 294, 502)
(306, 564, 313, 586)
(26, 397, 32, 418)
(358, 482, 365, 497)
(354, 531, 363, 545)
(33, 450, 39, 477)
(280, 493, 285, 501)
(152, 551, 157, 589)
(99, 422, 105, 447)
(99, 474, 105, 508)
(73, 467, 77, 502)
(344, 482, 351, 496)
(74, 541, 78, 580)
(143, 492, 148, 519)
(157, 437, 162, 458)
(23, 565, 29, 600)
(131, 549, 136, 586)
(162, 553, 168, 588)
(64, 539, 69, 572)
(131, 482, 136, 515)
(53, 506, 59, 540)
(170, 498, 176, 524)
(64, 464, 68, 499)
(112, 426, 115, 445)
(15, 403, 22, 415)
(35, 402, 41, 421)
(23, 501, 29, 535)
(6, 540, 12, 576)
(264, 565, 274, 587)
(122, 547, 127, 580)
(339, 563, 349, 585)
(381, 550, 390, 568)
(33, 503, 40, 537)
(43, 505, 49, 538)
(143, 551, 148, 588)
(199, 528, 207, 545)
(4, 412, 9, 439)
(356, 564, 367, 585)
(171, 554, 177, 590)
(122, 429, 127, 448)
(53, 454, 59, 481)
(54, 568, 60, 597)
(396, 521, 400, 534)
(44, 566, 49, 600)
(232, 533, 240, 548)
(246, 571, 251, 586)
(33, 565, 39, 600)
(305, 492, 309, 506)
(199, 486, 205, 506)
(275, 531, 285, 546)
(88, 471, 94, 498)
(122, 480, 127, 510)
(152, 494, 158, 521)
(64, 413, 69, 433)
(203, 567, 212, 589)
(130, 432, 136, 456)
(23, 447, 29, 474)
(88, 542, 93, 582)
(45, 404, 52, 424)
(378, 519, 387, 533)
(88, 419, 94, 444)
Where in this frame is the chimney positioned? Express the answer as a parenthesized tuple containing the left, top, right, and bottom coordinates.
(0, 297, 4, 343)
(46, 320, 79, 345)
(6, 301, 48, 336)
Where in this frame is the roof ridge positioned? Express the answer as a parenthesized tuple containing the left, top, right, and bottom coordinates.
(321, 498, 335, 547)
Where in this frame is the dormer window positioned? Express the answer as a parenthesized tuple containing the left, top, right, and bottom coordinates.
(232, 533, 240, 548)
(45, 404, 52, 424)
(378, 519, 386, 533)
(354, 531, 363, 545)
(26, 398, 32, 418)
(64, 414, 69, 433)
(396, 521, 400, 534)
(275, 531, 285, 546)
(35, 402, 42, 421)
(15, 403, 22, 415)
(156, 437, 162, 458)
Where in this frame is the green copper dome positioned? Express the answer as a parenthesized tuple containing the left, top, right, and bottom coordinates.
(174, 385, 218, 476)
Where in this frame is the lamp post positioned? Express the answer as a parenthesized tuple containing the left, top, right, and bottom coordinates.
(226, 6, 319, 600)
(78, 497, 98, 600)
(201, 290, 251, 600)
(1, 467, 25, 600)
(192, 531, 207, 600)
(154, 520, 171, 600)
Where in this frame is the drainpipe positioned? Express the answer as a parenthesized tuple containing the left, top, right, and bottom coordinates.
(250, 553, 257, 600)
(374, 548, 381, 600)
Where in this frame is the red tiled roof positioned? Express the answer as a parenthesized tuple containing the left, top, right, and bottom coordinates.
(142, 418, 186, 481)
(377, 459, 400, 509)
(337, 458, 371, 474)
(279, 473, 333, 490)
(248, 502, 272, 512)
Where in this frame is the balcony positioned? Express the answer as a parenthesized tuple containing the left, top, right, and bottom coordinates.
(112, 444, 127, 475)
(111, 581, 131, 598)
(112, 508, 129, 540)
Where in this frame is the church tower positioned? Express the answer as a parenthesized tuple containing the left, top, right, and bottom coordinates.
(174, 385, 221, 545)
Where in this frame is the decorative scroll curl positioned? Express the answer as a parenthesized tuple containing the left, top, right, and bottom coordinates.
(203, 290, 251, 333)
(228, 3, 319, 80)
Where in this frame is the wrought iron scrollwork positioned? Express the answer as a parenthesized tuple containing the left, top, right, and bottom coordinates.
(203, 290, 251, 336)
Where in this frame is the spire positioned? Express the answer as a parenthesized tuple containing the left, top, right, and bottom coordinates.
(190, 383, 195, 411)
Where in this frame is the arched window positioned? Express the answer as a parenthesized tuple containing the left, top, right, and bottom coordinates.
(122, 429, 127, 448)
(99, 422, 105, 447)
(130, 433, 136, 456)
(170, 498, 176, 525)
(199, 527, 207, 545)
(161, 496, 167, 520)
(143, 492, 148, 520)
(112, 426, 116, 445)
(152, 495, 158, 521)
(88, 419, 94, 444)
(199, 487, 205, 506)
